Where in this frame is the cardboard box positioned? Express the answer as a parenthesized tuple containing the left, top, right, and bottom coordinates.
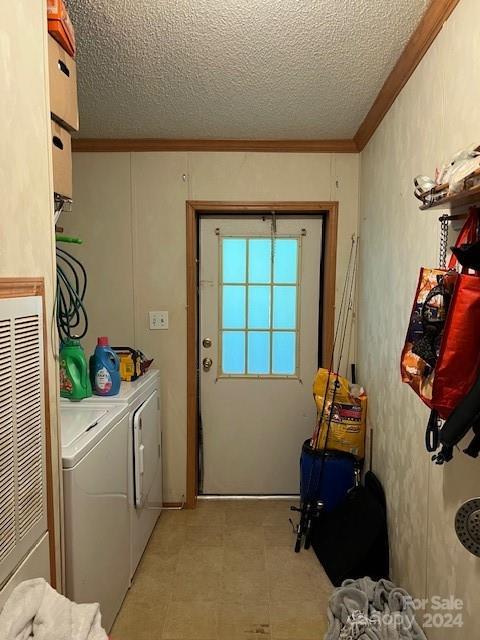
(48, 35, 79, 132)
(51, 120, 72, 199)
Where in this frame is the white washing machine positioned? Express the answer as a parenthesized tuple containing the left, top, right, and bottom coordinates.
(61, 370, 163, 578)
(61, 403, 130, 632)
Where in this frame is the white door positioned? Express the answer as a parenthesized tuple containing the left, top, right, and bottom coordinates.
(199, 215, 323, 495)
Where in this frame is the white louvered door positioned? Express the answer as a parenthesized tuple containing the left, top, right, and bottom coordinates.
(0, 296, 48, 588)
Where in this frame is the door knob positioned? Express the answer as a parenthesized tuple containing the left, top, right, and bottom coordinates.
(202, 357, 213, 372)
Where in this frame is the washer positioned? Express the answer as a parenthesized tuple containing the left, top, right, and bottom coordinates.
(61, 370, 163, 578)
(61, 403, 130, 632)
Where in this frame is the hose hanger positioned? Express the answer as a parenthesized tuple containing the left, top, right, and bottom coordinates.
(270, 211, 277, 267)
(270, 210, 277, 235)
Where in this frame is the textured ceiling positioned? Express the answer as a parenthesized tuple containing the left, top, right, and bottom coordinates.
(68, 0, 428, 139)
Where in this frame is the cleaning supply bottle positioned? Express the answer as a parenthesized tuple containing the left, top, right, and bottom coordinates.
(90, 336, 121, 396)
(59, 338, 92, 401)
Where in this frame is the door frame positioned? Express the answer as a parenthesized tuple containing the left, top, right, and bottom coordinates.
(186, 201, 338, 508)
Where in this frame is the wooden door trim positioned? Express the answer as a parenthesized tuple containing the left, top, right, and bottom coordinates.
(0, 278, 57, 587)
(185, 201, 338, 509)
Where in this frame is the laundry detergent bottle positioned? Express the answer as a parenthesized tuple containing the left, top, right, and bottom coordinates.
(59, 338, 93, 401)
(90, 336, 121, 396)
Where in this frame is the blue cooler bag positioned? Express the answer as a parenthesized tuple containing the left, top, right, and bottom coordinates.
(300, 440, 356, 512)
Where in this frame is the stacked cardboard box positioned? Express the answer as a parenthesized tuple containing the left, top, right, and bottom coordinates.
(47, 1, 78, 199)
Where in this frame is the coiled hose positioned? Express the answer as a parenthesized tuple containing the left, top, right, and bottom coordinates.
(56, 247, 88, 342)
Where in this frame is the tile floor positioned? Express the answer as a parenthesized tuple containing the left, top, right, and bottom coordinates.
(111, 499, 332, 640)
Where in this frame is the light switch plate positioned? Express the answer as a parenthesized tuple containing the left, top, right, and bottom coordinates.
(149, 310, 168, 330)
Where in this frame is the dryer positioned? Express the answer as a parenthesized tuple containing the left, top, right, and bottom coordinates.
(61, 370, 163, 578)
(130, 384, 163, 575)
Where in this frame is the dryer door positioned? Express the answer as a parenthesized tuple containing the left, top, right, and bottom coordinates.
(133, 390, 160, 508)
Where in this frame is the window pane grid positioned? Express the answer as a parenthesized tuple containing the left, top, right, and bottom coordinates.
(220, 236, 299, 377)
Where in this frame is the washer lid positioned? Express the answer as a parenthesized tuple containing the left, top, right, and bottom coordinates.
(61, 408, 108, 447)
(61, 403, 128, 468)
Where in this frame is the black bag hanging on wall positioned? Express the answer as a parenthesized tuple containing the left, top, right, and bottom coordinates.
(311, 471, 389, 586)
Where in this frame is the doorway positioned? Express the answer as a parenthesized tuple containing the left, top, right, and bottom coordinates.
(186, 202, 338, 507)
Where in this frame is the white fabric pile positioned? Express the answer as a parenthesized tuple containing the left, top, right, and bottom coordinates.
(0, 579, 108, 640)
(325, 577, 426, 640)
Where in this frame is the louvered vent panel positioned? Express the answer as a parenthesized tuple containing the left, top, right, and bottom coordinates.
(0, 296, 47, 587)
(14, 316, 44, 539)
(0, 319, 15, 563)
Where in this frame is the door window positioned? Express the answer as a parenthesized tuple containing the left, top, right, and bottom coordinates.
(220, 237, 300, 377)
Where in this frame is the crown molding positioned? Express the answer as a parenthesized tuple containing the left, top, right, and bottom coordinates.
(72, 1, 461, 155)
(354, 0, 461, 151)
(71, 138, 358, 153)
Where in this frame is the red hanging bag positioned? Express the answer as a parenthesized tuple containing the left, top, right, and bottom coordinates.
(401, 207, 480, 420)
(431, 208, 480, 417)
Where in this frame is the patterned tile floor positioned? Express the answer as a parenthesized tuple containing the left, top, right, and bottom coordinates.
(111, 499, 332, 639)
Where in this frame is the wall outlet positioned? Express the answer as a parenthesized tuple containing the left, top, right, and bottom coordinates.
(149, 310, 168, 330)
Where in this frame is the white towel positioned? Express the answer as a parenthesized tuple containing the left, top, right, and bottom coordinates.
(0, 579, 108, 640)
(324, 578, 427, 640)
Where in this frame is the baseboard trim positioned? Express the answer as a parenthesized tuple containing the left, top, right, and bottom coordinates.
(198, 495, 300, 500)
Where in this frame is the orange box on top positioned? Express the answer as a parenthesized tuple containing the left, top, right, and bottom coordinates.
(47, 0, 76, 58)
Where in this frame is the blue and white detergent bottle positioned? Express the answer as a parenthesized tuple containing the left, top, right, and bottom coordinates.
(90, 336, 121, 396)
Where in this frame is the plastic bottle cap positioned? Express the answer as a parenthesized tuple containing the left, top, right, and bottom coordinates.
(97, 336, 109, 346)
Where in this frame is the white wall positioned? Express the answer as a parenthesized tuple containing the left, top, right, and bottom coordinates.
(67, 151, 360, 502)
(358, 0, 480, 636)
(0, 1, 62, 587)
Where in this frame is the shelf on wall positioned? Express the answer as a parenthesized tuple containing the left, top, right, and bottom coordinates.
(419, 168, 480, 211)
(419, 183, 480, 211)
(54, 194, 72, 224)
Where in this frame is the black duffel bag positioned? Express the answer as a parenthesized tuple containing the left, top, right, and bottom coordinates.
(311, 471, 389, 586)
